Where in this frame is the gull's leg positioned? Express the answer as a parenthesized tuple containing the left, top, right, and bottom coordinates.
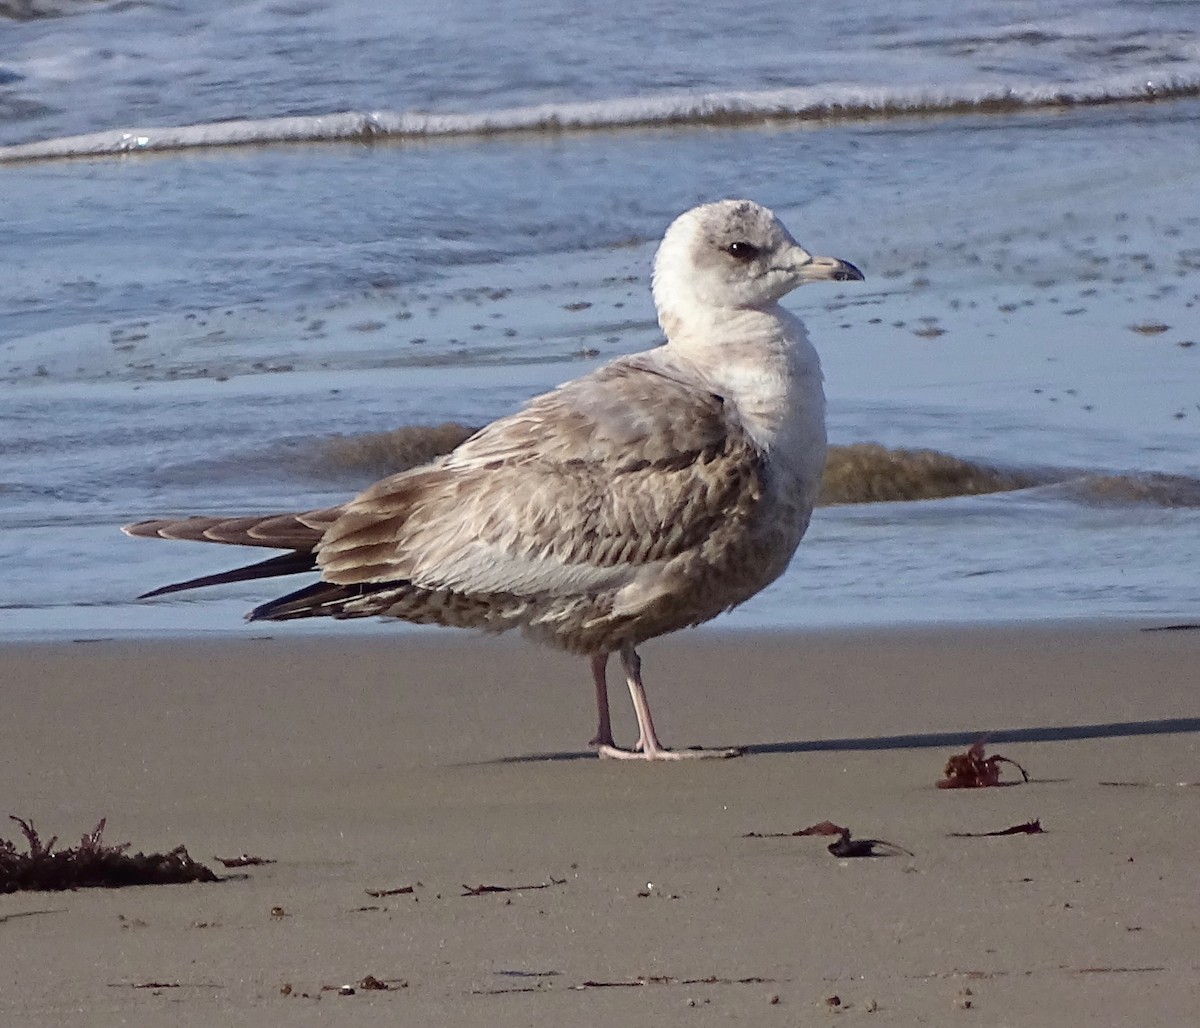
(588, 653, 616, 748)
(595, 643, 742, 761)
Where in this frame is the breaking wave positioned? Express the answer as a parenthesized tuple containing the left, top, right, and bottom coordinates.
(2, 71, 1199, 164)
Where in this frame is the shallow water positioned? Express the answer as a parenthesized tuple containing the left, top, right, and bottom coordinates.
(1, 3, 1198, 637)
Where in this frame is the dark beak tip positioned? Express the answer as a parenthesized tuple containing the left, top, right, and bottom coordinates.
(833, 259, 865, 283)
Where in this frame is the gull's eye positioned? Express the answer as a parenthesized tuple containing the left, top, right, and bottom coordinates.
(724, 241, 760, 260)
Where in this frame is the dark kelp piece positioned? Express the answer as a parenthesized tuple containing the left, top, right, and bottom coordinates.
(1, 817, 218, 892)
(827, 827, 914, 859)
(743, 819, 911, 857)
(214, 854, 276, 867)
(938, 740, 1030, 788)
(461, 876, 566, 896)
(949, 819, 1045, 838)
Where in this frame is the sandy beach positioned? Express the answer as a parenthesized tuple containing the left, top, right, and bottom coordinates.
(2, 623, 1197, 1026)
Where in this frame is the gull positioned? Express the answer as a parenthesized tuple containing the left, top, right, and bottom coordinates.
(124, 200, 863, 760)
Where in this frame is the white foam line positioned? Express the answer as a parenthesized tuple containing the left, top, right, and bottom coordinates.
(2, 72, 1199, 164)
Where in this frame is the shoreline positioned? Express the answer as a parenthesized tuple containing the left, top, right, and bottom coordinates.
(3, 609, 1197, 642)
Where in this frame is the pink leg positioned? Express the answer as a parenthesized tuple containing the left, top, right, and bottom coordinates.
(594, 644, 742, 761)
(588, 653, 615, 748)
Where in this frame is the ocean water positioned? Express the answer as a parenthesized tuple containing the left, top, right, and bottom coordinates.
(1, 0, 1198, 637)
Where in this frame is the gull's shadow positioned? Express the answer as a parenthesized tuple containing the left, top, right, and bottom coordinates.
(474, 716, 1200, 765)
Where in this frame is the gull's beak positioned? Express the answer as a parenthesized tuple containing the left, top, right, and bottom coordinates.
(801, 254, 865, 283)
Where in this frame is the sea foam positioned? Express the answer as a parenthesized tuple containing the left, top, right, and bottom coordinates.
(3, 72, 1199, 164)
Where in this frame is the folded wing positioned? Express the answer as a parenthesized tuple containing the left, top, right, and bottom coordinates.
(316, 353, 764, 601)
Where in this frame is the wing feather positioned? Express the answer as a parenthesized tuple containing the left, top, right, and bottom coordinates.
(316, 354, 765, 596)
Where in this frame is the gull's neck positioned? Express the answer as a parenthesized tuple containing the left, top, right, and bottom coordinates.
(660, 301, 825, 453)
(663, 301, 813, 364)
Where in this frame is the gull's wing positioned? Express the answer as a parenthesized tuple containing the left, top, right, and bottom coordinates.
(315, 353, 765, 599)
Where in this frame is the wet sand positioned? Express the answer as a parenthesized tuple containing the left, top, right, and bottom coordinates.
(2, 623, 1198, 1025)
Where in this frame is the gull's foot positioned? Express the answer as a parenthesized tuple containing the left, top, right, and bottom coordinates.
(594, 743, 743, 761)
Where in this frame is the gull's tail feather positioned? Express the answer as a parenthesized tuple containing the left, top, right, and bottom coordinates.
(138, 551, 319, 599)
(121, 509, 341, 549)
(124, 509, 340, 600)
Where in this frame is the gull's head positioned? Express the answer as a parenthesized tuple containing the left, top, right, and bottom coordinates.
(652, 199, 863, 334)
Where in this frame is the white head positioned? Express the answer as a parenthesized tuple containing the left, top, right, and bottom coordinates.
(651, 199, 862, 335)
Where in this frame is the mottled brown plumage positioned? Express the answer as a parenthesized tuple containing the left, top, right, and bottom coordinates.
(124, 199, 863, 759)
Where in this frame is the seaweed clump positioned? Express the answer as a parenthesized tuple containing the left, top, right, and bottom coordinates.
(0, 817, 218, 892)
(308, 422, 477, 478)
(820, 443, 1039, 505)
